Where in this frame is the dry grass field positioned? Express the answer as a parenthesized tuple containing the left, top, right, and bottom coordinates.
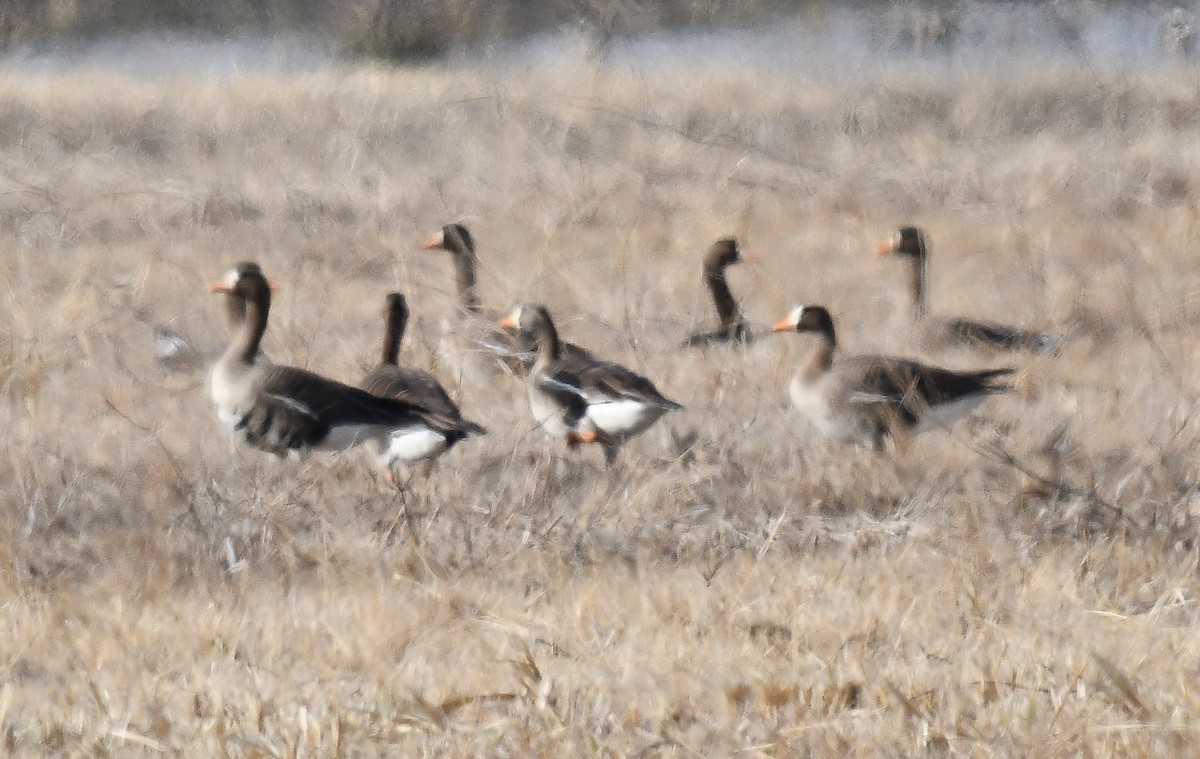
(4, 28, 1200, 757)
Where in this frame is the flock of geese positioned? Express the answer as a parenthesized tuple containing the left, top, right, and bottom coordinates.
(206, 223, 1058, 485)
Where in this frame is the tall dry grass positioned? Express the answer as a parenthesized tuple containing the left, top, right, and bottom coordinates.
(1, 42, 1200, 755)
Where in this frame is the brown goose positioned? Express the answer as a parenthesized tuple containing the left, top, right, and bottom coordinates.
(877, 226, 1059, 353)
(360, 292, 486, 480)
(421, 223, 592, 376)
(500, 304, 683, 463)
(208, 262, 463, 459)
(684, 237, 760, 347)
(772, 304, 1013, 450)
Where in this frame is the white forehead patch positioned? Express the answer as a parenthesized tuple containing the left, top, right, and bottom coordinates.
(221, 268, 240, 289)
(505, 304, 524, 324)
(790, 305, 806, 325)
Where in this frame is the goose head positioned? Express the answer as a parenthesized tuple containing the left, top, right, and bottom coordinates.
(421, 223, 475, 258)
(208, 262, 274, 304)
(384, 292, 409, 328)
(703, 237, 759, 269)
(875, 226, 926, 258)
(772, 304, 834, 335)
(498, 303, 553, 332)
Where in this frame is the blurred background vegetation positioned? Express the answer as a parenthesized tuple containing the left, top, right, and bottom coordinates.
(0, 0, 978, 60)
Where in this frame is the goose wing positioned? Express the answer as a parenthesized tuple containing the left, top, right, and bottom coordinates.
(258, 365, 427, 429)
(229, 389, 330, 455)
(941, 317, 1060, 353)
(360, 364, 486, 436)
(573, 359, 683, 410)
(534, 369, 593, 430)
(842, 356, 1012, 424)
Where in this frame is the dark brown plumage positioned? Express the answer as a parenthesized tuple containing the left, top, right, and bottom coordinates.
(684, 237, 758, 347)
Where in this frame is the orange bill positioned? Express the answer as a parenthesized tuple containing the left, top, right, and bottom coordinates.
(567, 429, 599, 445)
(772, 317, 795, 332)
(875, 240, 895, 256)
(740, 249, 762, 263)
(420, 232, 443, 250)
(498, 314, 519, 329)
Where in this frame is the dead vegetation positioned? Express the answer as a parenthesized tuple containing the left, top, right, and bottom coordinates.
(0, 34, 1199, 756)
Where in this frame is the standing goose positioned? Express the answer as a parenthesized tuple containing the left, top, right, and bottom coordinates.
(208, 262, 461, 460)
(684, 237, 760, 347)
(772, 304, 1013, 450)
(500, 304, 683, 464)
(877, 226, 1059, 353)
(360, 292, 486, 482)
(421, 222, 591, 376)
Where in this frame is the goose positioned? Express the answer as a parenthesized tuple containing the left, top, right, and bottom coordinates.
(877, 226, 1059, 353)
(684, 237, 760, 347)
(500, 304, 683, 464)
(421, 222, 592, 377)
(772, 304, 1013, 450)
(208, 262, 466, 461)
(360, 292, 486, 483)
